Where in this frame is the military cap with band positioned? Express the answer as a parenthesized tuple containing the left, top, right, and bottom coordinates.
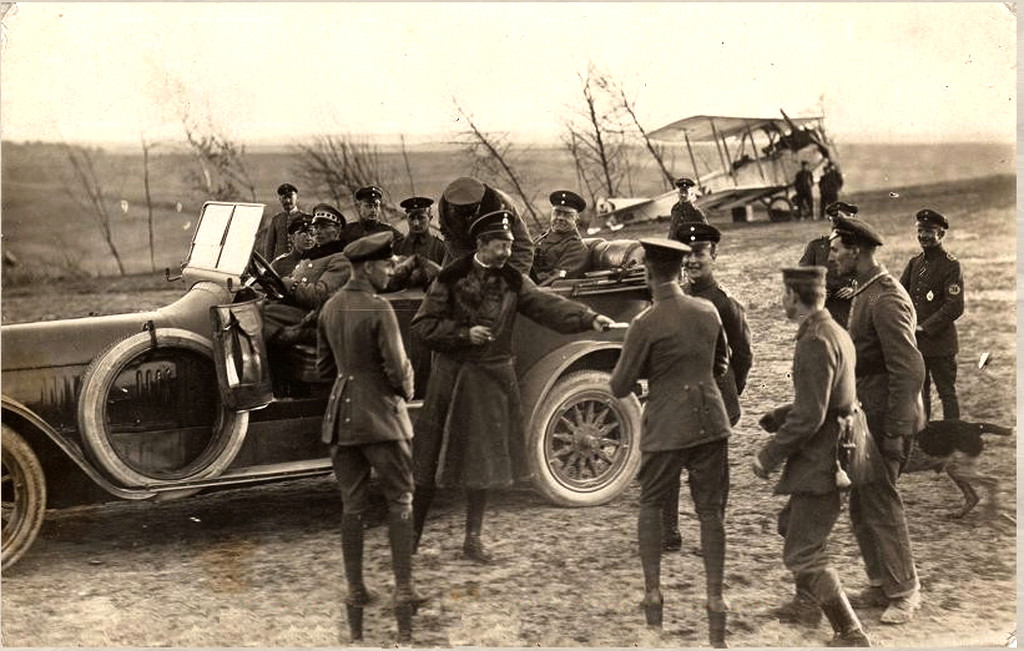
(277, 182, 298, 196)
(443, 177, 487, 206)
(287, 212, 313, 234)
(915, 208, 949, 230)
(354, 185, 384, 202)
(549, 190, 587, 213)
(674, 177, 697, 190)
(400, 196, 434, 213)
(469, 209, 515, 241)
(831, 215, 884, 247)
(676, 222, 721, 245)
(824, 201, 858, 218)
(781, 266, 827, 289)
(311, 203, 346, 227)
(639, 236, 692, 261)
(344, 231, 395, 262)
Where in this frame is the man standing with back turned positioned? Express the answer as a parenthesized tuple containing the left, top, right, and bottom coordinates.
(610, 237, 732, 648)
(829, 215, 925, 625)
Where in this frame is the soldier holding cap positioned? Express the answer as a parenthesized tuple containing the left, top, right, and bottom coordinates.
(531, 190, 591, 284)
(271, 212, 316, 277)
(666, 177, 708, 239)
(437, 176, 536, 275)
(898, 208, 963, 420)
(390, 197, 447, 291)
(661, 222, 752, 551)
(610, 237, 731, 647)
(316, 231, 426, 642)
(258, 182, 313, 261)
(410, 209, 614, 564)
(829, 214, 924, 625)
(799, 201, 859, 327)
(752, 266, 870, 647)
(343, 185, 406, 247)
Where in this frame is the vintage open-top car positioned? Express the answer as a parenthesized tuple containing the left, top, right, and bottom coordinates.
(1, 202, 653, 569)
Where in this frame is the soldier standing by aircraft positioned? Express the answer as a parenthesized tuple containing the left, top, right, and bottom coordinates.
(666, 177, 708, 238)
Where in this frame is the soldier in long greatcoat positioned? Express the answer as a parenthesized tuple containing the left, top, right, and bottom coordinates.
(410, 209, 613, 563)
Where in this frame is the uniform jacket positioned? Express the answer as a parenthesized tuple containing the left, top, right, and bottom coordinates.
(795, 169, 814, 196)
(395, 230, 447, 265)
(667, 201, 708, 239)
(271, 249, 302, 277)
(532, 229, 590, 283)
(285, 240, 353, 310)
(439, 185, 536, 275)
(685, 276, 753, 424)
(342, 219, 406, 249)
(391, 231, 449, 290)
(818, 167, 843, 201)
(316, 276, 414, 446)
(757, 309, 858, 494)
(799, 235, 855, 327)
(259, 209, 311, 261)
(848, 264, 926, 438)
(899, 245, 964, 357)
(610, 281, 731, 452)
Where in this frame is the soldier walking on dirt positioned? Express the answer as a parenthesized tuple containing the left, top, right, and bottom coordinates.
(409, 210, 614, 563)
(610, 237, 732, 648)
(829, 215, 925, 625)
(316, 232, 426, 643)
(753, 265, 870, 647)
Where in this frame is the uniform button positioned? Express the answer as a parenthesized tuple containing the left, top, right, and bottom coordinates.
(344, 398, 350, 403)
(684, 385, 690, 391)
(344, 418, 351, 423)
(698, 381, 704, 387)
(349, 376, 355, 380)
(301, 277, 308, 282)
(700, 429, 706, 435)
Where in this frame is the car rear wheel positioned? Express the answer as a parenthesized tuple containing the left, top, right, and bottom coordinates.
(2, 425, 47, 570)
(528, 370, 642, 506)
(77, 328, 248, 488)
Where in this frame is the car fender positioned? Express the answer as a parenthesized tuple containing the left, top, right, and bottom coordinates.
(518, 340, 623, 430)
(1, 395, 158, 500)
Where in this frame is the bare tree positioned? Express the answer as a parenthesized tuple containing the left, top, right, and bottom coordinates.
(399, 134, 416, 196)
(292, 134, 397, 209)
(604, 79, 675, 189)
(453, 100, 542, 230)
(59, 143, 127, 275)
(182, 118, 258, 202)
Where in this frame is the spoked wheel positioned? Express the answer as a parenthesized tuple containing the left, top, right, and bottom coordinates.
(2, 425, 47, 570)
(528, 370, 642, 506)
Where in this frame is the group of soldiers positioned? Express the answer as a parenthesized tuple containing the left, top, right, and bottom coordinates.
(252, 173, 964, 647)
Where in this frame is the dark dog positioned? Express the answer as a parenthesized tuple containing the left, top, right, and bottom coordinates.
(905, 419, 1014, 518)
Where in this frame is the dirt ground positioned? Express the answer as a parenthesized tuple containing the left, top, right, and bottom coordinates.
(1, 176, 1017, 647)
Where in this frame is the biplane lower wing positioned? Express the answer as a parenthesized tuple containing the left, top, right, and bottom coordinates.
(591, 190, 677, 234)
(695, 185, 788, 212)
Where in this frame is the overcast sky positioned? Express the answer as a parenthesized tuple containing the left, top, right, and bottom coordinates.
(0, 2, 1016, 145)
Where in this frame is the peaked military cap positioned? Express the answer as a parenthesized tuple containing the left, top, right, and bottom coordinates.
(311, 203, 346, 227)
(674, 177, 697, 189)
(831, 215, 884, 247)
(400, 196, 434, 213)
(549, 190, 586, 213)
(781, 266, 827, 289)
(277, 182, 298, 196)
(915, 208, 949, 230)
(675, 222, 721, 245)
(354, 186, 384, 202)
(639, 237, 692, 262)
(443, 177, 486, 206)
(824, 201, 858, 219)
(287, 212, 313, 234)
(469, 209, 515, 241)
(344, 231, 395, 262)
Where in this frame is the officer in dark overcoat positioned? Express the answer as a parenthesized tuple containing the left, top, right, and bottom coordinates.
(899, 208, 964, 420)
(609, 237, 731, 647)
(799, 201, 858, 327)
(666, 177, 708, 238)
(753, 266, 870, 647)
(410, 209, 613, 563)
(531, 190, 591, 284)
(316, 232, 425, 642)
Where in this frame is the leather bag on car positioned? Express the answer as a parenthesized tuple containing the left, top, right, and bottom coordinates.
(210, 297, 273, 411)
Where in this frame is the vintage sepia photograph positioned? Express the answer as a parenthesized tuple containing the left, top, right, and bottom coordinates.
(0, 2, 1016, 648)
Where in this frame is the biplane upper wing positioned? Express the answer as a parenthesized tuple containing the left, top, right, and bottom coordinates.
(648, 114, 823, 143)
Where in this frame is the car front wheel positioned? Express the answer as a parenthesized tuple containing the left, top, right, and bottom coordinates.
(2, 425, 47, 570)
(528, 370, 642, 507)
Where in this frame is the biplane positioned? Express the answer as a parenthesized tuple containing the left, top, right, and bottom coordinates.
(592, 111, 835, 233)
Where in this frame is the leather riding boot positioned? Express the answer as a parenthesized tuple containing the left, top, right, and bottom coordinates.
(769, 588, 823, 626)
(661, 483, 682, 551)
(463, 489, 493, 563)
(411, 484, 435, 554)
(638, 506, 663, 628)
(389, 510, 428, 609)
(706, 598, 730, 649)
(821, 593, 871, 647)
(341, 514, 375, 640)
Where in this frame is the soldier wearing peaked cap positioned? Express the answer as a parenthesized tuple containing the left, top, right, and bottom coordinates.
(899, 208, 963, 420)
(316, 230, 427, 642)
(751, 266, 870, 647)
(391, 197, 447, 291)
(270, 212, 316, 277)
(667, 176, 708, 238)
(344, 185, 406, 248)
(799, 201, 860, 327)
(531, 190, 590, 285)
(257, 182, 313, 262)
(410, 209, 614, 564)
(829, 213, 925, 625)
(437, 176, 536, 275)
(660, 222, 752, 554)
(610, 237, 732, 647)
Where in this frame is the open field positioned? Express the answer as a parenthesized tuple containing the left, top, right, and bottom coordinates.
(0, 163, 1015, 646)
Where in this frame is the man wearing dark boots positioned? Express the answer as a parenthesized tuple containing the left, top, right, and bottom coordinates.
(753, 266, 870, 647)
(410, 209, 614, 563)
(317, 232, 426, 643)
(610, 237, 732, 648)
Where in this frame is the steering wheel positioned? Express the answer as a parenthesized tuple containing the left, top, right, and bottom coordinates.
(247, 251, 288, 301)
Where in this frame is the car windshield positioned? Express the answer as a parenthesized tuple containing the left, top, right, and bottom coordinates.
(185, 202, 265, 276)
